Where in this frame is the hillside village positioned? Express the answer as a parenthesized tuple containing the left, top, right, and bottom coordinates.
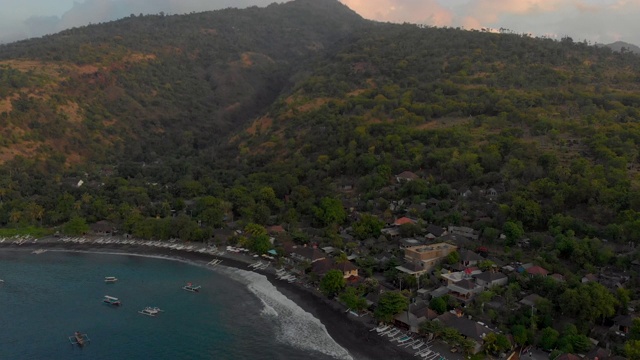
(165, 170, 637, 360)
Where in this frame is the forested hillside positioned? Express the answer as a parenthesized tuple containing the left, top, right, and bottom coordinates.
(0, 0, 364, 165)
(238, 24, 640, 241)
(1, 0, 640, 248)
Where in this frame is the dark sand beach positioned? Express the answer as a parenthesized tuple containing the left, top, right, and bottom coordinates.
(0, 238, 437, 360)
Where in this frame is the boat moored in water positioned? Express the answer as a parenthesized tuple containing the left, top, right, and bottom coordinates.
(104, 276, 118, 283)
(138, 307, 160, 316)
(69, 331, 90, 347)
(103, 295, 121, 306)
(182, 282, 201, 292)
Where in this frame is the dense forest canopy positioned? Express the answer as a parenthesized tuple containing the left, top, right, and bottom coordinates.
(0, 0, 640, 249)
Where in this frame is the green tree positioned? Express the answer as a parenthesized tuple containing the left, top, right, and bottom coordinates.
(625, 340, 640, 360)
(503, 221, 524, 245)
(319, 269, 346, 297)
(374, 291, 408, 322)
(539, 327, 559, 351)
(339, 287, 367, 312)
(511, 324, 529, 346)
(248, 234, 271, 254)
(352, 214, 384, 240)
(313, 197, 346, 226)
(630, 318, 640, 341)
(429, 297, 447, 314)
(63, 216, 89, 235)
(446, 250, 460, 264)
(419, 320, 445, 338)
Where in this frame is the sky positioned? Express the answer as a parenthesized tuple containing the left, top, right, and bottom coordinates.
(1, 0, 639, 46)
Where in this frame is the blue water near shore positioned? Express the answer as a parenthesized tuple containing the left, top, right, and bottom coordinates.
(0, 251, 352, 360)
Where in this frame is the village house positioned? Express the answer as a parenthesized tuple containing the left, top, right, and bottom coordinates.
(393, 217, 416, 226)
(473, 271, 509, 289)
(400, 238, 422, 248)
(425, 224, 447, 240)
(585, 347, 611, 360)
(395, 171, 419, 183)
(311, 258, 334, 276)
(525, 265, 549, 277)
(381, 227, 401, 238)
(459, 249, 484, 267)
(441, 269, 483, 301)
(335, 261, 359, 279)
(611, 315, 635, 335)
(436, 310, 494, 354)
(396, 242, 458, 277)
(393, 301, 439, 332)
(448, 226, 479, 240)
(459, 188, 473, 198)
(90, 220, 116, 235)
(291, 246, 326, 263)
(581, 273, 599, 283)
(519, 293, 545, 308)
(267, 225, 285, 234)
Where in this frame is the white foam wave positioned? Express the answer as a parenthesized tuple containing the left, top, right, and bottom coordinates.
(259, 297, 279, 317)
(220, 267, 354, 360)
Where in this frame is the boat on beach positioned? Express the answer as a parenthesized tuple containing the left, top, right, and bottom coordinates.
(182, 282, 201, 292)
(103, 295, 121, 306)
(104, 276, 118, 283)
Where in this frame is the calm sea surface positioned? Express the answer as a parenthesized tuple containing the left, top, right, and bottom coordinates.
(0, 251, 352, 360)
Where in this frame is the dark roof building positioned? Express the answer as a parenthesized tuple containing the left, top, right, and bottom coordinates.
(291, 246, 326, 263)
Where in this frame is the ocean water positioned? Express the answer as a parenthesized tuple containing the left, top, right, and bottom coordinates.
(0, 251, 352, 360)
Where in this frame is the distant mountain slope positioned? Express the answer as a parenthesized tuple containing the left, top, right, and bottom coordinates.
(0, 0, 364, 165)
(236, 24, 640, 230)
(2, 0, 640, 238)
(604, 41, 640, 54)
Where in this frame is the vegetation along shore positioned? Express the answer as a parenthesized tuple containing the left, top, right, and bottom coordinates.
(1, 0, 640, 359)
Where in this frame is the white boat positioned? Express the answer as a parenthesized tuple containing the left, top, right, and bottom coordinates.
(103, 295, 121, 306)
(182, 283, 201, 292)
(32, 249, 47, 254)
(138, 307, 161, 316)
(375, 325, 390, 333)
(104, 276, 118, 283)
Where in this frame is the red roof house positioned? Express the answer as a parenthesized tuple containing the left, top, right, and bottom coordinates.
(394, 217, 416, 226)
(526, 266, 549, 276)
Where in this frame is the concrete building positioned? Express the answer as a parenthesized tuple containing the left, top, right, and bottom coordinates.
(396, 242, 457, 276)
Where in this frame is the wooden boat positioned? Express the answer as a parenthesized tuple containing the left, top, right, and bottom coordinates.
(103, 295, 121, 306)
(182, 283, 201, 292)
(69, 331, 90, 347)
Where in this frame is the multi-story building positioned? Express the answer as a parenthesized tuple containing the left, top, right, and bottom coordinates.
(396, 242, 458, 276)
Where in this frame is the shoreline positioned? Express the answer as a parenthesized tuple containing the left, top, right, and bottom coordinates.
(0, 238, 413, 360)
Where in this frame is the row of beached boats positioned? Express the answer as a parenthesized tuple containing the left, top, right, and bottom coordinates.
(0, 235, 36, 245)
(58, 237, 230, 256)
(275, 268, 297, 283)
(371, 324, 443, 359)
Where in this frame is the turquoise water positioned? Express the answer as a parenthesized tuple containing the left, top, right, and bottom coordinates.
(0, 251, 349, 360)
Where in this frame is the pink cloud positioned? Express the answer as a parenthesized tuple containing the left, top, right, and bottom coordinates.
(340, 0, 454, 26)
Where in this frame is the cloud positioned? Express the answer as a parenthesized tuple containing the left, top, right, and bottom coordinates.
(3, 0, 283, 44)
(342, 0, 640, 45)
(4, 0, 640, 46)
(340, 0, 453, 26)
